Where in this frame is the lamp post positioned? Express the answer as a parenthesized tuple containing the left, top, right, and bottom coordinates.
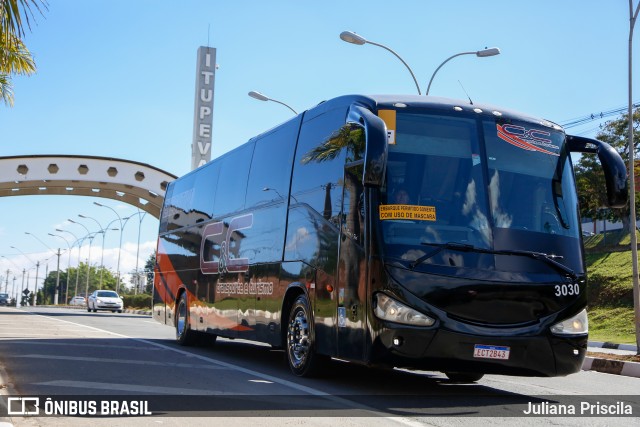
(25, 232, 62, 305)
(248, 91, 297, 114)
(340, 30, 422, 95)
(94, 202, 124, 292)
(1, 255, 21, 303)
(78, 214, 106, 285)
(627, 0, 640, 354)
(425, 47, 501, 96)
(10, 246, 39, 306)
(56, 228, 82, 300)
(121, 211, 148, 294)
(68, 219, 95, 299)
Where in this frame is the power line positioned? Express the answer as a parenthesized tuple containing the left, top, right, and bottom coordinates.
(561, 102, 640, 129)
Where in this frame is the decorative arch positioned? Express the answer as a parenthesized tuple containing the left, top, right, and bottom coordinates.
(0, 155, 177, 218)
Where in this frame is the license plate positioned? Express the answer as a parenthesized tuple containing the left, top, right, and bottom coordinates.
(473, 344, 510, 360)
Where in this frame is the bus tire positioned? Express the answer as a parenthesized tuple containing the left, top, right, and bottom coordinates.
(286, 295, 325, 377)
(445, 372, 484, 382)
(175, 292, 196, 346)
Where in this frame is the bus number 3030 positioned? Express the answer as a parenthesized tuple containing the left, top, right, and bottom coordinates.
(554, 283, 580, 297)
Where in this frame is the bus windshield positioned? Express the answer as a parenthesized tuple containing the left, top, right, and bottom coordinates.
(379, 111, 580, 266)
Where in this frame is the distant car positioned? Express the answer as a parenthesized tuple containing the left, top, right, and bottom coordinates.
(69, 295, 86, 306)
(87, 290, 123, 313)
(0, 293, 8, 305)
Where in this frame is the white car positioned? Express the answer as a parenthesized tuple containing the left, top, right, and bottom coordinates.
(87, 290, 123, 313)
(69, 295, 86, 306)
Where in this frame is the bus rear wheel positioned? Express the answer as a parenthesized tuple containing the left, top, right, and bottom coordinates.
(176, 292, 196, 346)
(286, 295, 325, 377)
(445, 372, 484, 382)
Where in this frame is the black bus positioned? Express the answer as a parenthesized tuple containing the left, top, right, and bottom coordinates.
(153, 94, 627, 381)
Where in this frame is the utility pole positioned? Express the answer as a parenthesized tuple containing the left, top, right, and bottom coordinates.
(54, 248, 61, 305)
(628, 0, 640, 355)
(19, 269, 25, 308)
(33, 262, 40, 306)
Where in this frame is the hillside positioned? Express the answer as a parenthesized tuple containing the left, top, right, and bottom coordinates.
(584, 231, 637, 344)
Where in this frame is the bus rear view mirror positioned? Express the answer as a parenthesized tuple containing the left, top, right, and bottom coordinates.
(566, 135, 628, 208)
(347, 105, 388, 187)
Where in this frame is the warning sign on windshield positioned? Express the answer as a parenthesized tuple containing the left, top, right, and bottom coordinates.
(379, 204, 436, 221)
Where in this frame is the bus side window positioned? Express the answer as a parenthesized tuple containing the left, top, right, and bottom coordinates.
(245, 116, 300, 208)
(212, 142, 255, 218)
(291, 106, 349, 224)
(343, 124, 366, 244)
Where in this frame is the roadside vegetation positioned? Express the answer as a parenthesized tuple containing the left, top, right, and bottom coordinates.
(584, 230, 637, 344)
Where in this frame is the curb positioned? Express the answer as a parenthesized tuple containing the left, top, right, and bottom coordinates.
(582, 356, 640, 378)
(588, 341, 638, 352)
(124, 309, 152, 316)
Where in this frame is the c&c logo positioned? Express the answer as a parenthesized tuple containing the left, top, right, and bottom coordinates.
(200, 214, 253, 275)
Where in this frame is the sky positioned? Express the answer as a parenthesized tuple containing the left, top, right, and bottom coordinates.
(0, 0, 636, 299)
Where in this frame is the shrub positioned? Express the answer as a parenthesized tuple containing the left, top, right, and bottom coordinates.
(122, 294, 152, 310)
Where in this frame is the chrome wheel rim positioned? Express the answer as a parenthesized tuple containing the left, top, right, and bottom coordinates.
(177, 299, 187, 339)
(287, 308, 310, 369)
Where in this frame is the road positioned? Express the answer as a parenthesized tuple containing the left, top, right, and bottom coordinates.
(0, 306, 638, 427)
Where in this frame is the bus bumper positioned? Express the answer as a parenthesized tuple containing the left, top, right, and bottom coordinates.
(372, 327, 587, 377)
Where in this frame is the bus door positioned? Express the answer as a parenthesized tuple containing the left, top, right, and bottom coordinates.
(336, 164, 367, 360)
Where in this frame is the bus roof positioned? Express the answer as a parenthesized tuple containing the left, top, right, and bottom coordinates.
(305, 94, 562, 130)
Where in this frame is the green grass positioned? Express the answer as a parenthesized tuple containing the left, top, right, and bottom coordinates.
(585, 251, 635, 307)
(584, 232, 638, 344)
(588, 307, 637, 344)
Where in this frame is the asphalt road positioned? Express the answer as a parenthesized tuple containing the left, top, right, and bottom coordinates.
(0, 306, 638, 427)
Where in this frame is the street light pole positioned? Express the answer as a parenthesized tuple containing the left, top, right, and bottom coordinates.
(425, 48, 501, 96)
(94, 202, 124, 293)
(1, 255, 23, 304)
(340, 30, 422, 95)
(121, 211, 148, 293)
(10, 246, 39, 305)
(248, 91, 297, 114)
(68, 219, 93, 298)
(25, 232, 62, 305)
(79, 214, 106, 287)
(627, 0, 640, 354)
(57, 228, 81, 300)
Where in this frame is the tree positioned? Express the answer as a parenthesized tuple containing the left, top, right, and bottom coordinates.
(574, 107, 640, 230)
(143, 253, 155, 294)
(39, 262, 121, 304)
(0, 0, 46, 106)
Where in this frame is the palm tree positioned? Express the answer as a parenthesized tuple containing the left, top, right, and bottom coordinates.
(1, 0, 46, 41)
(0, 31, 35, 106)
(0, 0, 46, 106)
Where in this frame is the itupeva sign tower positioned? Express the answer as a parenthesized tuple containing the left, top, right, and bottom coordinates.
(191, 46, 217, 170)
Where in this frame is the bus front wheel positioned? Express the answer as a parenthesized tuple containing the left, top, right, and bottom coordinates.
(286, 295, 325, 377)
(175, 292, 196, 346)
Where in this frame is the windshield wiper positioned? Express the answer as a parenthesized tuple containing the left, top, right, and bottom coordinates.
(409, 242, 576, 280)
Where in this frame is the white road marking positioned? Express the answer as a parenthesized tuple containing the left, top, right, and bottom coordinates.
(34, 380, 236, 395)
(18, 354, 227, 370)
(7, 308, 428, 427)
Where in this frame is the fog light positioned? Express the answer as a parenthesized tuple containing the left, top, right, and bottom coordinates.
(393, 337, 403, 346)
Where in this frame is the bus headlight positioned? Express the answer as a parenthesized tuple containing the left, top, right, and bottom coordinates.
(550, 309, 588, 335)
(374, 293, 435, 326)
